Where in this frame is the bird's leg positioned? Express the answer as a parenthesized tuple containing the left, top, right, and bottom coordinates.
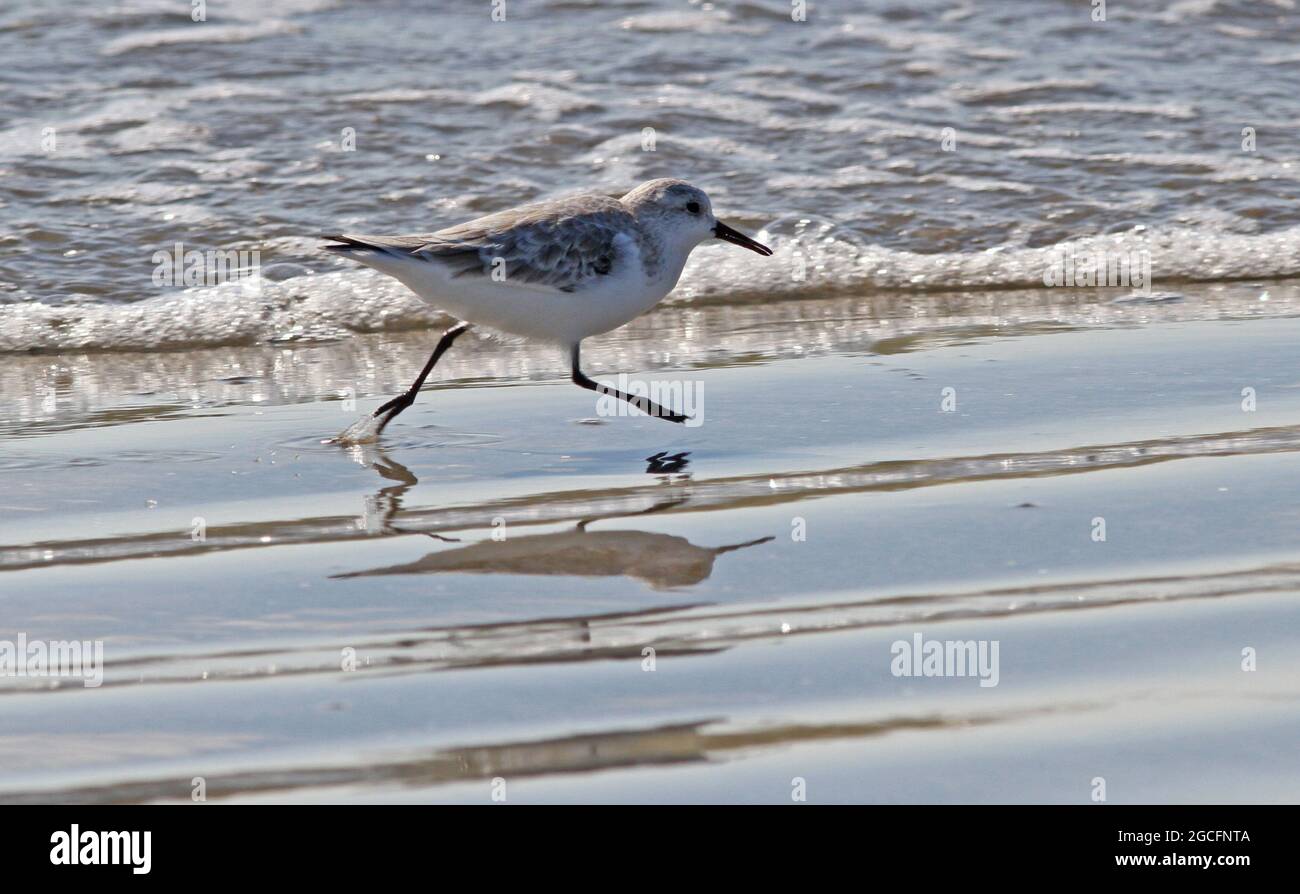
(570, 343, 688, 424)
(373, 322, 472, 434)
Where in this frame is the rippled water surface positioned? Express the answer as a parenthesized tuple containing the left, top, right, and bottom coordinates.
(2, 0, 1300, 804)
(2, 0, 1300, 347)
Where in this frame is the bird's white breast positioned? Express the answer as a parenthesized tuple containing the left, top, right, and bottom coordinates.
(387, 230, 681, 345)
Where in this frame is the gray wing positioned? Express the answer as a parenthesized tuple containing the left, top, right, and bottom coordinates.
(330, 195, 635, 293)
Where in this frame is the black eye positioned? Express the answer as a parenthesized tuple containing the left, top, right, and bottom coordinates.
(686, 201, 700, 214)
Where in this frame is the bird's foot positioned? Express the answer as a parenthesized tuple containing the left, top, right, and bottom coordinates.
(373, 391, 415, 420)
(631, 397, 688, 424)
(371, 391, 419, 436)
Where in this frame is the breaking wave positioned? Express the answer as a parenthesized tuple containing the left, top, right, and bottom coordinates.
(2, 223, 1298, 354)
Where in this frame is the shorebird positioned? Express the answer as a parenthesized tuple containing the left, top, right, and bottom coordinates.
(321, 179, 772, 433)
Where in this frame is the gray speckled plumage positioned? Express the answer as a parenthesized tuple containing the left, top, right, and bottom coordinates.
(343, 197, 629, 292)
(320, 180, 717, 294)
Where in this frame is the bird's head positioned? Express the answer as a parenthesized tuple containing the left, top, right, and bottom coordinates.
(621, 179, 772, 257)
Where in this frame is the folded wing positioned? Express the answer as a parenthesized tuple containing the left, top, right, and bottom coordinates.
(322, 194, 634, 293)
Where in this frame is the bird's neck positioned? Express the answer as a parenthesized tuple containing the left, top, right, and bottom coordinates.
(637, 225, 695, 289)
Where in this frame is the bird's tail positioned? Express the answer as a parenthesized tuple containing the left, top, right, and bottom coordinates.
(318, 233, 425, 280)
(318, 233, 400, 254)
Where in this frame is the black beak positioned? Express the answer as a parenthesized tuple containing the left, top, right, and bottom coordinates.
(713, 220, 773, 256)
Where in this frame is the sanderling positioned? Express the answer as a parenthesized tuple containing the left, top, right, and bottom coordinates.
(321, 178, 771, 433)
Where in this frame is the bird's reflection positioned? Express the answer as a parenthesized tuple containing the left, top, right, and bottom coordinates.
(336, 526, 772, 589)
(339, 446, 771, 589)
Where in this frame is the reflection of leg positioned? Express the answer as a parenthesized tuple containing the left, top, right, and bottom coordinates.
(574, 493, 692, 532)
(713, 536, 776, 555)
(646, 451, 691, 474)
(373, 322, 472, 433)
(570, 343, 688, 424)
(372, 453, 418, 489)
(367, 451, 422, 535)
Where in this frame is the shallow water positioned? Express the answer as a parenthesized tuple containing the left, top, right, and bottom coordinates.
(2, 1, 1300, 803)
(4, 288, 1300, 802)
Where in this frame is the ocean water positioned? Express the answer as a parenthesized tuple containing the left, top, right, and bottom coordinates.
(1, 0, 1299, 350)
(2, 1, 1300, 804)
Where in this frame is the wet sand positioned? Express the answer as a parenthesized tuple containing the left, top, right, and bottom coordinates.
(2, 283, 1300, 803)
